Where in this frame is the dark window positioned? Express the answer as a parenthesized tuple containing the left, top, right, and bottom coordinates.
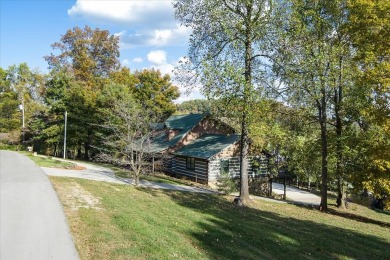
(220, 159, 229, 175)
(186, 157, 195, 170)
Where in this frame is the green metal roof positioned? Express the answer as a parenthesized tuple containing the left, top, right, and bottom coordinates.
(146, 114, 205, 153)
(165, 114, 204, 130)
(173, 134, 240, 160)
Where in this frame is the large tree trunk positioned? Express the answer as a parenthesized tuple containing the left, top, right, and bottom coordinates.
(239, 114, 250, 204)
(335, 105, 346, 209)
(335, 57, 346, 209)
(319, 89, 328, 212)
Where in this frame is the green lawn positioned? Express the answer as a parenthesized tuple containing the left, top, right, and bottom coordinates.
(50, 177, 390, 260)
(84, 160, 204, 187)
(21, 152, 76, 168)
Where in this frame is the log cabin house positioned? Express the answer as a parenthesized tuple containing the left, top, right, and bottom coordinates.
(147, 113, 269, 187)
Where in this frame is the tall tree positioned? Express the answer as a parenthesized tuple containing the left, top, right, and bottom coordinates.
(0, 68, 19, 132)
(174, 0, 273, 204)
(346, 0, 390, 207)
(45, 25, 120, 88)
(45, 26, 121, 159)
(97, 84, 157, 186)
(272, 0, 356, 211)
(6, 63, 45, 143)
(133, 69, 179, 119)
(40, 71, 75, 156)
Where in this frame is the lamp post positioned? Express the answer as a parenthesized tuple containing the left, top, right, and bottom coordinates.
(19, 97, 25, 143)
(63, 110, 67, 159)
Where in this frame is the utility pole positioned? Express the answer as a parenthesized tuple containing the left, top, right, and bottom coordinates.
(19, 97, 25, 143)
(63, 111, 67, 159)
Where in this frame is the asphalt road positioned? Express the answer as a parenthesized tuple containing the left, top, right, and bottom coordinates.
(0, 150, 79, 260)
(272, 182, 321, 205)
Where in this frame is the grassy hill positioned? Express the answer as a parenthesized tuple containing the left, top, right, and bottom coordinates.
(50, 177, 390, 260)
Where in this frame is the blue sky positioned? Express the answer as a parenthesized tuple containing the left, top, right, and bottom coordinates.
(0, 0, 200, 102)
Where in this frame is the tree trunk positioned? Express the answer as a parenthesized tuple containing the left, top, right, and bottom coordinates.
(335, 57, 346, 209)
(84, 131, 93, 161)
(239, 115, 250, 204)
(237, 3, 254, 205)
(135, 172, 139, 186)
(319, 92, 328, 212)
(240, 3, 253, 204)
(53, 143, 57, 157)
(84, 142, 89, 161)
(77, 143, 82, 159)
(133, 151, 140, 186)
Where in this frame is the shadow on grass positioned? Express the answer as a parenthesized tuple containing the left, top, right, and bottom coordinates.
(373, 208, 390, 216)
(327, 208, 390, 228)
(138, 188, 390, 260)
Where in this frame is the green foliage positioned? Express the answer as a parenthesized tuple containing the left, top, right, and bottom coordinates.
(0, 143, 22, 151)
(109, 67, 138, 89)
(45, 25, 120, 87)
(43, 25, 121, 158)
(3, 63, 45, 143)
(216, 169, 237, 195)
(344, 0, 390, 203)
(133, 69, 179, 119)
(177, 99, 214, 114)
(38, 26, 180, 160)
(0, 73, 20, 132)
(271, 0, 360, 210)
(347, 0, 390, 95)
(174, 0, 274, 203)
(96, 83, 157, 185)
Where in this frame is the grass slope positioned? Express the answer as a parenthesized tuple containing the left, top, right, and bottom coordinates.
(51, 177, 390, 260)
(20, 152, 76, 168)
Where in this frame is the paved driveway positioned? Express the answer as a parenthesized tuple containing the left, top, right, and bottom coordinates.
(42, 161, 125, 184)
(272, 182, 321, 205)
(0, 150, 79, 260)
(42, 159, 215, 194)
(43, 157, 320, 203)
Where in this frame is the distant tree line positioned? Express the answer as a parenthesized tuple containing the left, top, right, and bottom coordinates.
(0, 26, 179, 161)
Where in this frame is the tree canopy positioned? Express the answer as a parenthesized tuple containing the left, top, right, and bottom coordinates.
(174, 0, 273, 204)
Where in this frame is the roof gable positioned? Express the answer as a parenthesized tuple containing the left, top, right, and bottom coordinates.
(147, 114, 205, 153)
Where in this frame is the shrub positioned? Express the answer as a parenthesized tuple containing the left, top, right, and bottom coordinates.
(216, 170, 237, 195)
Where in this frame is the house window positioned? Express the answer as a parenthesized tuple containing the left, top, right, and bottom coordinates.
(220, 159, 229, 175)
(186, 157, 195, 170)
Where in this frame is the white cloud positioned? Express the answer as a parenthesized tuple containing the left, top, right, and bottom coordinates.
(132, 57, 143, 63)
(145, 50, 174, 75)
(148, 25, 191, 47)
(68, 0, 191, 48)
(153, 63, 175, 76)
(68, 0, 174, 28)
(115, 25, 190, 49)
(147, 50, 167, 66)
(121, 59, 130, 66)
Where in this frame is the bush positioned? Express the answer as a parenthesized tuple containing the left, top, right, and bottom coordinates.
(249, 177, 270, 196)
(0, 142, 22, 151)
(216, 171, 237, 195)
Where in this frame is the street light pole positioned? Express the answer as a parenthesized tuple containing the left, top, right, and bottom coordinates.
(19, 97, 25, 143)
(63, 110, 67, 159)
